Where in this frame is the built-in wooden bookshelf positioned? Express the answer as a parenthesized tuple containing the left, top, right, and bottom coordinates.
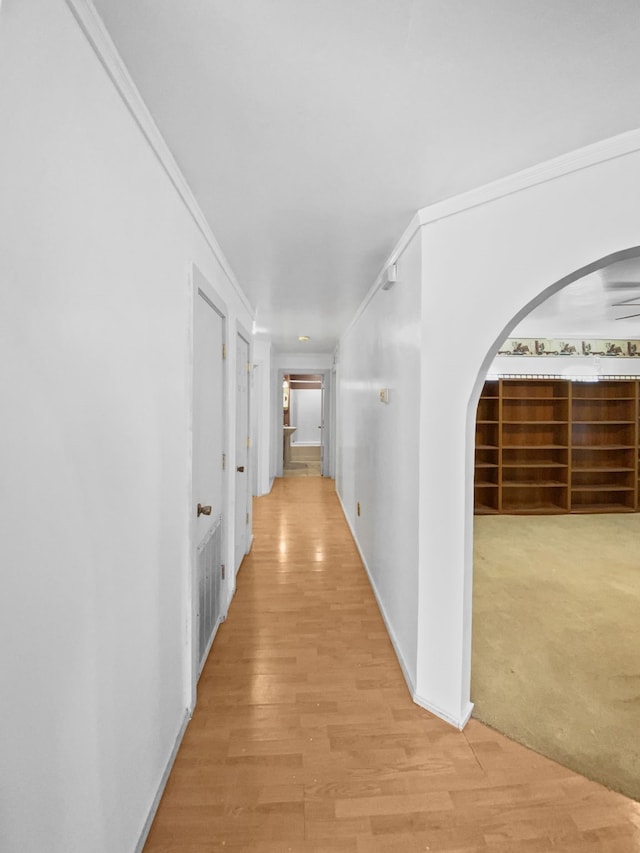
(474, 379, 500, 514)
(474, 378, 639, 514)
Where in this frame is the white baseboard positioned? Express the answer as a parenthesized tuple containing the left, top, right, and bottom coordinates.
(335, 490, 416, 697)
(199, 615, 224, 679)
(135, 707, 190, 853)
(335, 489, 475, 732)
(255, 477, 274, 497)
(412, 694, 474, 731)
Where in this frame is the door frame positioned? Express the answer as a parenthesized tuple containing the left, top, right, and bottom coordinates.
(276, 367, 333, 478)
(187, 264, 228, 710)
(234, 322, 253, 575)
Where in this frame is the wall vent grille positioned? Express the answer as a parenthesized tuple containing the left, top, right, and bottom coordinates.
(197, 516, 223, 676)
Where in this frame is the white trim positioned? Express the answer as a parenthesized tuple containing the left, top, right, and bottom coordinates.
(336, 490, 416, 699)
(345, 129, 640, 346)
(336, 488, 475, 730)
(276, 367, 332, 478)
(198, 616, 225, 679)
(191, 265, 230, 706)
(135, 708, 190, 853)
(418, 127, 640, 226)
(226, 579, 237, 611)
(185, 265, 196, 712)
(235, 323, 253, 572)
(412, 695, 474, 731)
(64, 0, 254, 319)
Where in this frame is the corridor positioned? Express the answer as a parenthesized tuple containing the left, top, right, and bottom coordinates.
(144, 479, 640, 852)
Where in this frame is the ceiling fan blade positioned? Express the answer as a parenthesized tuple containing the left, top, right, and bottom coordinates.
(611, 295, 640, 306)
(604, 280, 640, 290)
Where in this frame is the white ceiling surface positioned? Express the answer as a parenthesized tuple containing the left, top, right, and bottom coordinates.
(515, 257, 640, 339)
(92, 0, 640, 353)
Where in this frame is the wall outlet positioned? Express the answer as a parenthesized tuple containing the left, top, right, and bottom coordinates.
(379, 388, 389, 403)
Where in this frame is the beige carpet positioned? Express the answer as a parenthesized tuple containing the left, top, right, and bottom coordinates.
(283, 444, 322, 477)
(472, 513, 640, 800)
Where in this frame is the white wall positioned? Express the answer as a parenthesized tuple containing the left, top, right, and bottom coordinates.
(290, 388, 322, 445)
(337, 135, 640, 730)
(252, 339, 272, 495)
(273, 352, 334, 371)
(416, 144, 640, 726)
(0, 3, 252, 852)
(337, 232, 421, 691)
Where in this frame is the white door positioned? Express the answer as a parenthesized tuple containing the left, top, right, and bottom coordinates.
(234, 332, 250, 571)
(319, 379, 325, 474)
(193, 284, 225, 679)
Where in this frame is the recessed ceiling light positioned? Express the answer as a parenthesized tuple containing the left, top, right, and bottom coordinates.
(298, 335, 311, 342)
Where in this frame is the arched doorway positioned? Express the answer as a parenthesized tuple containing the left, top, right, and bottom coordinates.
(470, 248, 640, 800)
(410, 136, 640, 736)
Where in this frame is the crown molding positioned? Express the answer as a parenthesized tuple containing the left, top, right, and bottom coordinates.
(64, 0, 254, 319)
(417, 127, 640, 226)
(343, 128, 640, 344)
(341, 212, 422, 341)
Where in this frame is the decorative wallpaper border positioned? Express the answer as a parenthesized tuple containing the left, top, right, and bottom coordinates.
(497, 338, 640, 357)
(486, 374, 636, 381)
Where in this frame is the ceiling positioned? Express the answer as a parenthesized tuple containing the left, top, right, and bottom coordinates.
(92, 0, 640, 353)
(515, 257, 640, 339)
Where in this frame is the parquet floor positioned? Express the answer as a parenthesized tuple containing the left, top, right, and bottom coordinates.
(144, 478, 640, 852)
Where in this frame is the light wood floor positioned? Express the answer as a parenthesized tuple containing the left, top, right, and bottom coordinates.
(144, 479, 640, 852)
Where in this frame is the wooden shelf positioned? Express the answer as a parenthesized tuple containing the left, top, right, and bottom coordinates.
(502, 462, 567, 468)
(475, 504, 500, 515)
(573, 466, 634, 472)
(474, 378, 639, 515)
(571, 505, 636, 513)
(572, 488, 634, 494)
(502, 379, 568, 399)
(572, 446, 635, 454)
(502, 444, 567, 450)
(503, 449, 566, 466)
(500, 505, 569, 515)
(503, 481, 566, 488)
(572, 381, 636, 399)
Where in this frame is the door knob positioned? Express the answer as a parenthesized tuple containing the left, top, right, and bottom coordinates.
(197, 503, 212, 517)
(236, 465, 245, 472)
